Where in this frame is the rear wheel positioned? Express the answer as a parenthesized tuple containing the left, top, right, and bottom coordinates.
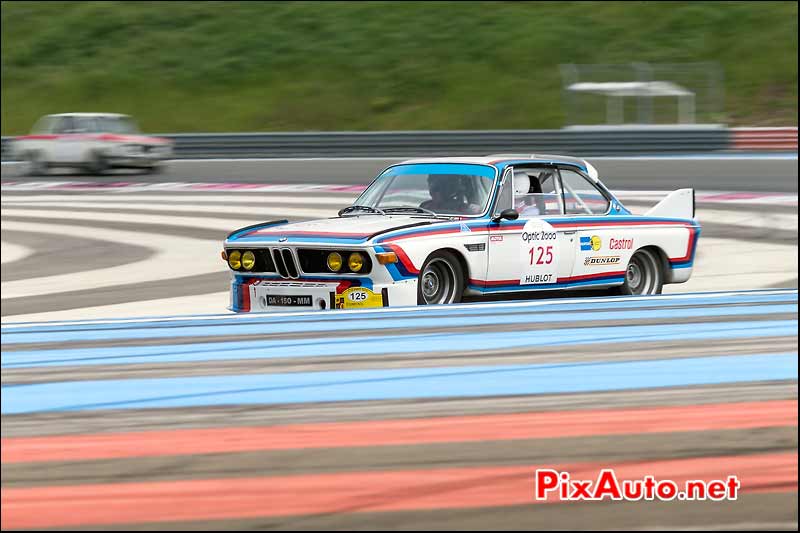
(619, 248, 663, 295)
(417, 251, 464, 305)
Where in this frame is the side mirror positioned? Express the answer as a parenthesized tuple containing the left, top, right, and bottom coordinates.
(492, 208, 519, 222)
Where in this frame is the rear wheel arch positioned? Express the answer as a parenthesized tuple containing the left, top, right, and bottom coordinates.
(639, 245, 669, 275)
(619, 245, 666, 295)
(644, 245, 680, 284)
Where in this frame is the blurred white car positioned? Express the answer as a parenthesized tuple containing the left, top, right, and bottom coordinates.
(13, 113, 173, 175)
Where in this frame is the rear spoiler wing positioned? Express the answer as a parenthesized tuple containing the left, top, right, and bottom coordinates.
(644, 188, 696, 220)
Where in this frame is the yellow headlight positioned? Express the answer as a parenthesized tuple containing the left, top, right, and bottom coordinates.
(228, 250, 242, 270)
(348, 252, 364, 272)
(327, 252, 343, 272)
(242, 251, 256, 271)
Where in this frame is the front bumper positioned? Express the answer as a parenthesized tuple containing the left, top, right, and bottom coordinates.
(107, 154, 168, 168)
(230, 277, 417, 312)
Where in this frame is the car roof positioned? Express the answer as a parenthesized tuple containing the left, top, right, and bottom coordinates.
(399, 154, 600, 181)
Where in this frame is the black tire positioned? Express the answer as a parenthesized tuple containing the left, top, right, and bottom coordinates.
(417, 250, 465, 305)
(142, 163, 162, 175)
(24, 151, 48, 176)
(86, 151, 109, 175)
(619, 248, 664, 295)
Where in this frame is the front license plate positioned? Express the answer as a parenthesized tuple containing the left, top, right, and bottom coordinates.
(267, 294, 312, 307)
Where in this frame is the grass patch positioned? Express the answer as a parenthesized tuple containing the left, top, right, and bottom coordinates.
(2, 1, 796, 134)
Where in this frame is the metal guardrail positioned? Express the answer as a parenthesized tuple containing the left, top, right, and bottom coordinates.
(0, 127, 745, 161)
(731, 127, 798, 151)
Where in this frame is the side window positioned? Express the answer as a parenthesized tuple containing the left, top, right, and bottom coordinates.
(82, 117, 98, 133)
(493, 169, 513, 216)
(513, 169, 564, 216)
(72, 117, 91, 133)
(52, 117, 73, 134)
(560, 169, 610, 215)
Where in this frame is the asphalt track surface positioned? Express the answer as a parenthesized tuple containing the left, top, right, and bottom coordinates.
(2, 153, 799, 191)
(1, 157, 798, 530)
(1, 291, 798, 530)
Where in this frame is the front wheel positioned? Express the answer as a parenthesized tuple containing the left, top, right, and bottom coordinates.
(142, 163, 163, 175)
(417, 251, 464, 305)
(23, 151, 48, 176)
(619, 248, 664, 295)
(86, 152, 109, 175)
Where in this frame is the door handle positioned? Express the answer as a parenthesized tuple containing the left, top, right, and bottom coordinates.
(561, 230, 577, 235)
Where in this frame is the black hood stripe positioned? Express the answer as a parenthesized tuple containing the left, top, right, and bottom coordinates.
(366, 220, 444, 240)
(226, 220, 288, 240)
(227, 218, 446, 243)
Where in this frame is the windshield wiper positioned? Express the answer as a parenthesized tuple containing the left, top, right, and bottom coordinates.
(382, 206, 439, 217)
(338, 205, 386, 217)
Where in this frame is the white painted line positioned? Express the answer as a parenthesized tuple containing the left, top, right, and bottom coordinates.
(0, 183, 366, 194)
(0, 241, 33, 264)
(622, 204, 798, 231)
(589, 153, 798, 160)
(1, 180, 76, 189)
(1, 291, 231, 324)
(2, 194, 354, 205)
(1, 208, 275, 232)
(0, 221, 224, 300)
(167, 157, 398, 162)
(1, 201, 338, 219)
(695, 209, 797, 232)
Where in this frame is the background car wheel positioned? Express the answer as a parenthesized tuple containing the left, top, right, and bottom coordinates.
(23, 151, 48, 176)
(619, 248, 663, 295)
(417, 250, 464, 305)
(143, 164, 162, 175)
(87, 152, 109, 175)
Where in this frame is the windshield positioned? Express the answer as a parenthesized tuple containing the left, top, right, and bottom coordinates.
(31, 116, 57, 134)
(353, 163, 496, 216)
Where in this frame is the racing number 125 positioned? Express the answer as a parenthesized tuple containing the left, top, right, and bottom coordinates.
(529, 246, 553, 265)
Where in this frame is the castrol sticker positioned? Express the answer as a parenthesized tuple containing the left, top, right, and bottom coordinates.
(519, 219, 559, 285)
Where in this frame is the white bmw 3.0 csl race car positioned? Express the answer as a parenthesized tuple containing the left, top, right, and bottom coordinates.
(223, 154, 700, 312)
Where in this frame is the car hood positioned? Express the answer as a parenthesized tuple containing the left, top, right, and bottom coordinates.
(226, 215, 445, 245)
